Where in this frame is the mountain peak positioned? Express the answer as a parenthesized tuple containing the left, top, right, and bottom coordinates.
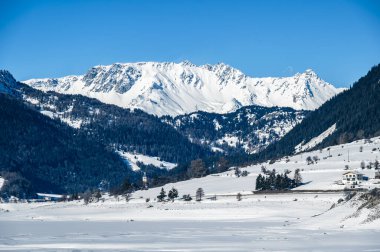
(24, 62, 343, 116)
(299, 68, 319, 78)
(180, 60, 195, 67)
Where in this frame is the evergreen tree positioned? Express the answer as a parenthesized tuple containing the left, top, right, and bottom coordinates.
(157, 187, 166, 202)
(182, 194, 192, 201)
(255, 174, 263, 190)
(306, 156, 313, 165)
(168, 187, 179, 201)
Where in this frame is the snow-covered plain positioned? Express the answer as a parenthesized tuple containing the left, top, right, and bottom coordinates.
(1, 137, 380, 251)
(1, 193, 379, 251)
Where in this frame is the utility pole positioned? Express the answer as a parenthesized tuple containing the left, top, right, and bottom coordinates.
(348, 149, 350, 162)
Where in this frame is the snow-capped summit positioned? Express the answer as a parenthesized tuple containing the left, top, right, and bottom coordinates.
(24, 62, 344, 116)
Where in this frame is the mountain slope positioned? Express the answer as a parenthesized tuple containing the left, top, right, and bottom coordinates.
(24, 61, 343, 116)
(19, 84, 210, 165)
(162, 106, 307, 154)
(256, 63, 380, 161)
(0, 93, 137, 197)
(0, 70, 20, 95)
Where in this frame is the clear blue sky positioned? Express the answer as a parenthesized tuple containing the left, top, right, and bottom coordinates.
(0, 0, 379, 87)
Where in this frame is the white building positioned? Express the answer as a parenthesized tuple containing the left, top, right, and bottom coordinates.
(342, 171, 364, 185)
(36, 193, 64, 202)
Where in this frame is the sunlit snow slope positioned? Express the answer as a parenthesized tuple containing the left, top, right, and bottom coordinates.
(134, 136, 380, 198)
(24, 62, 343, 116)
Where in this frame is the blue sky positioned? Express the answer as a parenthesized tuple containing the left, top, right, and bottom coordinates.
(0, 0, 379, 87)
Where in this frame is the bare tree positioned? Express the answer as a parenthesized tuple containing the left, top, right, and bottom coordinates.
(217, 157, 229, 173)
(187, 159, 207, 178)
(234, 167, 242, 177)
(236, 193, 242, 201)
(196, 188, 205, 201)
(294, 169, 303, 186)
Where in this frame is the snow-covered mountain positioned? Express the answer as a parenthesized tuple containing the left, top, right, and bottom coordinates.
(24, 61, 343, 116)
(162, 106, 307, 154)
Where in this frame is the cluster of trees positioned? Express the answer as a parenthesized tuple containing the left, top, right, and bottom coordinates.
(157, 187, 179, 202)
(255, 169, 302, 190)
(360, 160, 380, 170)
(156, 187, 205, 202)
(82, 189, 103, 205)
(234, 167, 249, 177)
(306, 156, 320, 165)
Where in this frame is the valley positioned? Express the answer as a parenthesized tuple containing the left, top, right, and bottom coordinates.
(1, 136, 380, 251)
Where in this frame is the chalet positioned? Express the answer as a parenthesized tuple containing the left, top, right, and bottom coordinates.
(342, 171, 364, 185)
(36, 193, 64, 202)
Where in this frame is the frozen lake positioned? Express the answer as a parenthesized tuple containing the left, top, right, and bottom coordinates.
(1, 219, 379, 251)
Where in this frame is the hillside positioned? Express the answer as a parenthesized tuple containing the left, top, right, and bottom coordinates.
(0, 93, 137, 197)
(255, 64, 380, 161)
(162, 106, 307, 154)
(24, 61, 343, 116)
(18, 84, 210, 165)
(134, 136, 380, 198)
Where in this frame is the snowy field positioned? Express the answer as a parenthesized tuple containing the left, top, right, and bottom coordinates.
(1, 137, 380, 251)
(1, 192, 380, 251)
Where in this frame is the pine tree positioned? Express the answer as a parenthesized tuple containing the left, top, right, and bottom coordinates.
(256, 174, 264, 190)
(168, 187, 179, 201)
(157, 187, 166, 202)
(306, 156, 313, 165)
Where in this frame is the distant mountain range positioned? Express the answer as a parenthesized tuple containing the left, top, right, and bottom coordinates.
(24, 61, 344, 116)
(2, 62, 378, 198)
